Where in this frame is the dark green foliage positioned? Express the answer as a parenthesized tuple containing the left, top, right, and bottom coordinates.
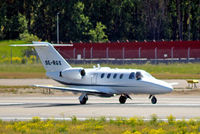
(0, 0, 199, 42)
(89, 22, 108, 42)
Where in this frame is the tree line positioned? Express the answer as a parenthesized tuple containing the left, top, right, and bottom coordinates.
(0, 0, 199, 42)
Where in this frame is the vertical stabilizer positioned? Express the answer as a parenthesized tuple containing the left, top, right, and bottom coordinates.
(11, 42, 71, 72)
(33, 42, 71, 72)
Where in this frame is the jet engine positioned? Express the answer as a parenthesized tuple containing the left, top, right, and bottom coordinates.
(60, 68, 86, 79)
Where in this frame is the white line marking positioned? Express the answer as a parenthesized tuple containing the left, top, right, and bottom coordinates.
(132, 104, 200, 106)
(0, 103, 25, 105)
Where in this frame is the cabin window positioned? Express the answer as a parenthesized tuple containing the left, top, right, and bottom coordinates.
(113, 73, 117, 79)
(119, 74, 123, 79)
(101, 73, 105, 78)
(129, 72, 135, 79)
(136, 71, 142, 80)
(107, 73, 111, 78)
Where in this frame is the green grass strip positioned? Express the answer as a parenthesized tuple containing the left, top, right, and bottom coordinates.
(0, 115, 200, 134)
(0, 63, 200, 79)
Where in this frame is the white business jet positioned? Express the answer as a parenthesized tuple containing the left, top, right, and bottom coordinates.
(11, 42, 173, 104)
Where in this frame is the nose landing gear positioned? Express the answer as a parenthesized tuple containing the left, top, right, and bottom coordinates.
(149, 95, 157, 104)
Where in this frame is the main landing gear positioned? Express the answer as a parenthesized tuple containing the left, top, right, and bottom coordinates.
(119, 94, 132, 104)
(149, 95, 157, 104)
(78, 93, 157, 104)
(79, 93, 88, 104)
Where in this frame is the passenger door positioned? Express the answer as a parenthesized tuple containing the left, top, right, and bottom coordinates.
(91, 73, 98, 85)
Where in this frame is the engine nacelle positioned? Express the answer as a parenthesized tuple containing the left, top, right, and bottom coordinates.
(60, 68, 86, 80)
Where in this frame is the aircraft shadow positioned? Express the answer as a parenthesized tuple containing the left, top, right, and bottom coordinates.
(0, 102, 155, 108)
(24, 102, 149, 108)
(0, 103, 80, 108)
(26, 103, 83, 108)
(25, 103, 118, 108)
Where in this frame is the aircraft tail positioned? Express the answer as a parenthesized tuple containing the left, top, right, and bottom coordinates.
(11, 42, 71, 72)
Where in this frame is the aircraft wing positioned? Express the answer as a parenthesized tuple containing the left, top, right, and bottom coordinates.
(33, 85, 112, 96)
(168, 82, 178, 86)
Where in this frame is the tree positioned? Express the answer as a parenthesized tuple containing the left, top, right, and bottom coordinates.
(70, 1, 92, 42)
(0, 0, 199, 41)
(88, 22, 108, 42)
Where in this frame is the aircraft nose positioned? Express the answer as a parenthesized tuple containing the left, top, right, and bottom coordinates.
(143, 79, 173, 94)
(164, 84, 173, 93)
(154, 80, 173, 94)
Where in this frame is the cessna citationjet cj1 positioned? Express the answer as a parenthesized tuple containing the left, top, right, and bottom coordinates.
(11, 42, 173, 104)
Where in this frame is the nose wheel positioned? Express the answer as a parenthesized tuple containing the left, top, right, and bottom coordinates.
(149, 95, 157, 104)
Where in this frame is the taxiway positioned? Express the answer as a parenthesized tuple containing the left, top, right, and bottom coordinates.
(0, 96, 200, 120)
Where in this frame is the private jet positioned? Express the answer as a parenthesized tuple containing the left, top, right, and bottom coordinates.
(11, 42, 173, 104)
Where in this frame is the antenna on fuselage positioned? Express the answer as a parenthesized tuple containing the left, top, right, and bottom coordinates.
(97, 64, 101, 69)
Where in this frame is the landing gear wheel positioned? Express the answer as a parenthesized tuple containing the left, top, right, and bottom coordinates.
(80, 96, 88, 104)
(119, 95, 127, 104)
(151, 96, 157, 104)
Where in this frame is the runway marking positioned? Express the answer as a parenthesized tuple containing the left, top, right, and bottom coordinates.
(129, 103, 200, 107)
(0, 103, 25, 105)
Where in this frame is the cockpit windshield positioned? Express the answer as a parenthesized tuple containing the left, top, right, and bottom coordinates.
(136, 71, 142, 80)
(142, 71, 155, 79)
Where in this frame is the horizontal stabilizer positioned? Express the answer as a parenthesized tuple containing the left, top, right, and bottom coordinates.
(10, 44, 49, 47)
(51, 44, 73, 46)
(10, 43, 73, 47)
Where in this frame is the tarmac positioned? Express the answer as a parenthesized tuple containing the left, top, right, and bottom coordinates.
(0, 79, 200, 121)
(0, 96, 200, 120)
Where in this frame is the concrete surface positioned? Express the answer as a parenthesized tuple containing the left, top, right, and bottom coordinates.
(0, 96, 200, 120)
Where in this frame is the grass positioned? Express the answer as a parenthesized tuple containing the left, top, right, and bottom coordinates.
(0, 116, 199, 134)
(0, 64, 44, 73)
(0, 63, 200, 79)
(0, 40, 28, 58)
(0, 64, 46, 78)
(0, 85, 31, 89)
(106, 63, 200, 74)
(98, 63, 200, 79)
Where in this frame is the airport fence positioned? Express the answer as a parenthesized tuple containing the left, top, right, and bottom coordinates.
(55, 41, 200, 64)
(4, 41, 200, 64)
